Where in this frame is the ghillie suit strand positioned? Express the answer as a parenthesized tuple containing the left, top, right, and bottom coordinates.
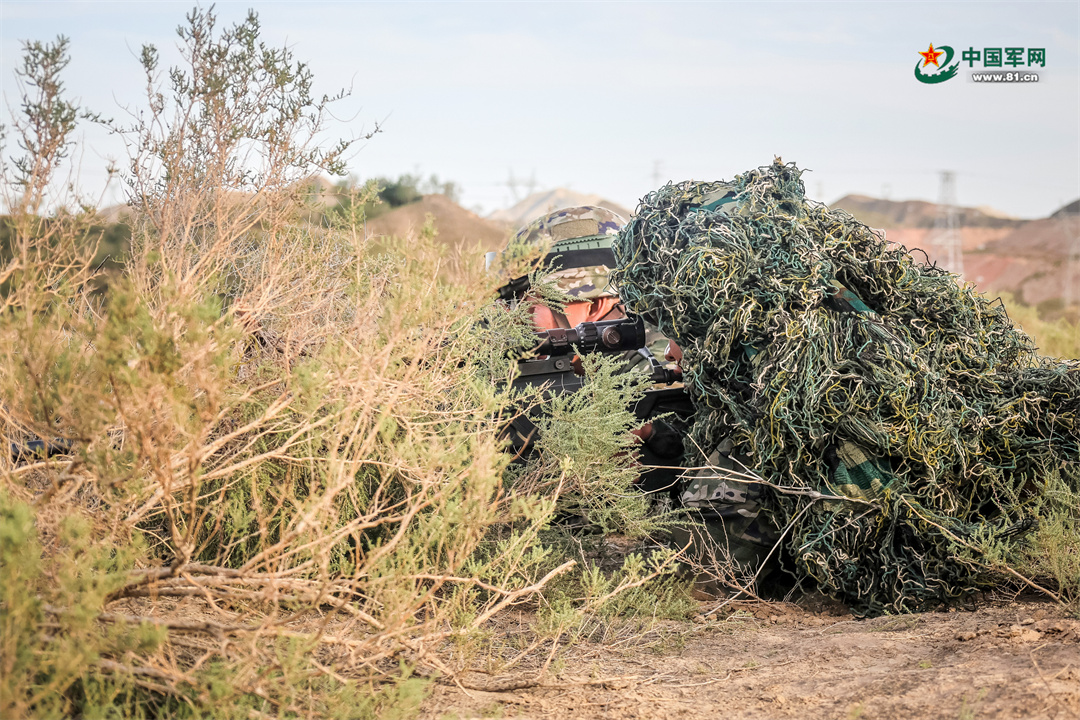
(612, 159, 1080, 616)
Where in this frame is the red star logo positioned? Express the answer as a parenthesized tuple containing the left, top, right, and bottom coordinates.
(919, 43, 944, 68)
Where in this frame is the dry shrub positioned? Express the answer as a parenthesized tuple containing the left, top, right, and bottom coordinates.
(996, 292, 1080, 360)
(0, 11, 683, 719)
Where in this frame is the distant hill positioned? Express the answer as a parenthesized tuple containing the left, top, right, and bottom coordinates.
(1052, 199, 1080, 217)
(96, 204, 132, 225)
(364, 194, 509, 254)
(489, 189, 633, 230)
(831, 194, 1023, 229)
(833, 195, 1079, 312)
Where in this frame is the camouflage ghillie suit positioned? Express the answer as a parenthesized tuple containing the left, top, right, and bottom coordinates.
(612, 160, 1080, 614)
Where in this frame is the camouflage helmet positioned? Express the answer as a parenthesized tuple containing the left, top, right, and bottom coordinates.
(511, 206, 626, 300)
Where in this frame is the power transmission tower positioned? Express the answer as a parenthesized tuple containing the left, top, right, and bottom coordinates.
(651, 160, 664, 189)
(506, 170, 537, 203)
(929, 171, 964, 276)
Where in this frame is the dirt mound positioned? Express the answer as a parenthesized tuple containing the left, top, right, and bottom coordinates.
(365, 194, 510, 254)
(985, 217, 1078, 258)
(879, 222, 1077, 308)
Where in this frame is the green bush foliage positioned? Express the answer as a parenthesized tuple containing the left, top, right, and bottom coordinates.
(325, 173, 462, 223)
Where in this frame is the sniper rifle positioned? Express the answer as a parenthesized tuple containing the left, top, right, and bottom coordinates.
(506, 315, 693, 498)
(9, 439, 74, 463)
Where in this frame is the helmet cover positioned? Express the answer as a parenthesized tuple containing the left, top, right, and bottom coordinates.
(511, 206, 626, 299)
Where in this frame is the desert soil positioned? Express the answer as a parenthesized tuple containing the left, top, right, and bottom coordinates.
(422, 594, 1080, 720)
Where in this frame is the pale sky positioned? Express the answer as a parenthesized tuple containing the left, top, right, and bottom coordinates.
(1, 0, 1077, 219)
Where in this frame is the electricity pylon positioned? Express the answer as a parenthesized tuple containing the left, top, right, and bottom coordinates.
(928, 171, 964, 276)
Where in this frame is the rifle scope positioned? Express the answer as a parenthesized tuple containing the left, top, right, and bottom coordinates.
(533, 317, 647, 356)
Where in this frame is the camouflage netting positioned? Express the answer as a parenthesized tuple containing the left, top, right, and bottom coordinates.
(612, 159, 1080, 616)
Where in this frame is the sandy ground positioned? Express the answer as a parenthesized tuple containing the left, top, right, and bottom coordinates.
(422, 595, 1080, 720)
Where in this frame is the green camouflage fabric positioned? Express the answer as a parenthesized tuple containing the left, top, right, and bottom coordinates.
(674, 446, 781, 573)
(825, 441, 893, 505)
(671, 437, 892, 576)
(513, 206, 626, 300)
(684, 182, 740, 215)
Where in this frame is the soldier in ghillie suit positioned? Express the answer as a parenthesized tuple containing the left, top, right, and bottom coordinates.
(503, 205, 787, 589)
(498, 206, 685, 497)
(611, 160, 1080, 615)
